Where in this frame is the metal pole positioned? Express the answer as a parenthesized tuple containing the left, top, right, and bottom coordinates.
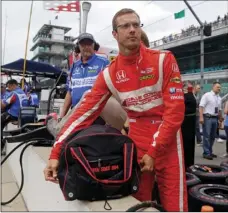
(183, 0, 203, 26)
(21, 0, 34, 90)
(200, 26, 204, 97)
(183, 0, 205, 98)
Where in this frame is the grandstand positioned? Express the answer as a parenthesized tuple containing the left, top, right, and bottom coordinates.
(150, 14, 228, 97)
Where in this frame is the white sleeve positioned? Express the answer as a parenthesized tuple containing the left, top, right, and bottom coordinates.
(199, 93, 207, 108)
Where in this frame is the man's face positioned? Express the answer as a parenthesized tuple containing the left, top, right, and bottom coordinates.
(195, 85, 201, 94)
(79, 39, 95, 58)
(213, 83, 221, 94)
(112, 13, 141, 50)
(7, 84, 16, 91)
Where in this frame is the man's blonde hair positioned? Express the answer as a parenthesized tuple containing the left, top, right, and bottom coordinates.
(112, 8, 140, 31)
(141, 30, 150, 47)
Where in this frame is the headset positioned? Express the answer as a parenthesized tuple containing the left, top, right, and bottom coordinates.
(74, 40, 100, 54)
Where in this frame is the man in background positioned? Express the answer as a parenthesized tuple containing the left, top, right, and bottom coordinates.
(46, 33, 109, 136)
(181, 81, 197, 169)
(20, 79, 31, 95)
(28, 89, 39, 108)
(60, 33, 109, 119)
(199, 82, 222, 160)
(1, 79, 29, 155)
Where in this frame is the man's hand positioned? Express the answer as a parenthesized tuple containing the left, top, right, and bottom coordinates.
(43, 159, 59, 184)
(140, 154, 154, 172)
(219, 117, 224, 122)
(199, 116, 204, 124)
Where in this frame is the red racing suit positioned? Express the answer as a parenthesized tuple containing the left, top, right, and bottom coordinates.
(50, 43, 188, 211)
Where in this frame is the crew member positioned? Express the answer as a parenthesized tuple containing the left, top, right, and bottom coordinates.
(1, 84, 9, 113)
(44, 8, 187, 211)
(1, 79, 29, 154)
(28, 89, 39, 107)
(46, 33, 109, 136)
(199, 82, 222, 160)
(60, 32, 110, 118)
(20, 78, 31, 95)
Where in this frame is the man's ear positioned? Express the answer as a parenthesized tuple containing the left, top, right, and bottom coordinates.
(112, 30, 117, 39)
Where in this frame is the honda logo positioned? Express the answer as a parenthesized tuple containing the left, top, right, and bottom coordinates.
(116, 70, 126, 81)
(172, 63, 179, 72)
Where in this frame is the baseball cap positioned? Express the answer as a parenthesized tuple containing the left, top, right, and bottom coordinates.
(77, 33, 95, 43)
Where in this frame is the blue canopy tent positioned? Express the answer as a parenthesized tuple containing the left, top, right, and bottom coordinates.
(1, 58, 67, 78)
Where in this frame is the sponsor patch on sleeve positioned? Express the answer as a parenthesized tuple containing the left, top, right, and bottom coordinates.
(170, 76, 181, 84)
(171, 63, 179, 73)
(169, 87, 183, 94)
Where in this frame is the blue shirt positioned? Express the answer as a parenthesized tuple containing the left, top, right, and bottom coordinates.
(225, 102, 228, 127)
(67, 54, 109, 106)
(23, 83, 31, 95)
(225, 115, 228, 127)
(2, 87, 29, 117)
(29, 92, 39, 107)
(1, 90, 10, 100)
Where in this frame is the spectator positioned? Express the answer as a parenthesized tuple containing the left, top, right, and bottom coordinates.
(181, 81, 197, 169)
(199, 82, 222, 160)
(151, 13, 228, 47)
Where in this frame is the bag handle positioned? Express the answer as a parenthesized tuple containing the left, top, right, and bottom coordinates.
(70, 143, 134, 184)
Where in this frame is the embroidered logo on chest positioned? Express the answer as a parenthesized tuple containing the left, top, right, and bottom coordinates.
(116, 70, 129, 83)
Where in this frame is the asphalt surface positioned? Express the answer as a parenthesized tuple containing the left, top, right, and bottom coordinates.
(195, 129, 227, 166)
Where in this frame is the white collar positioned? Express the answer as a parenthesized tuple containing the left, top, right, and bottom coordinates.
(211, 90, 219, 97)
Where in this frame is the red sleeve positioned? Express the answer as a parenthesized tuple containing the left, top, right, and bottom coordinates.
(49, 70, 111, 160)
(4, 93, 17, 105)
(147, 52, 185, 158)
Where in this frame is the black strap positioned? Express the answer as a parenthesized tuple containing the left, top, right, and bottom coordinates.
(104, 200, 112, 210)
(124, 143, 133, 181)
(70, 143, 134, 183)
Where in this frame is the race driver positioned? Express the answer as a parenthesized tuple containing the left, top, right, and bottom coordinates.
(44, 8, 188, 212)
